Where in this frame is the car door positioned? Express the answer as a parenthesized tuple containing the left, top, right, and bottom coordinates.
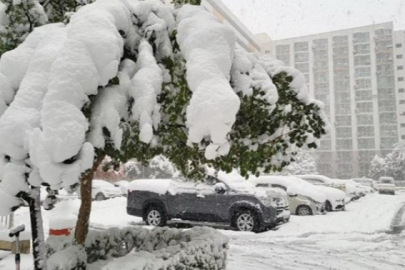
(166, 182, 200, 221)
(195, 182, 230, 222)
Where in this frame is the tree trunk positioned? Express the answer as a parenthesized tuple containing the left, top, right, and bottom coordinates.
(74, 155, 105, 246)
(28, 187, 47, 270)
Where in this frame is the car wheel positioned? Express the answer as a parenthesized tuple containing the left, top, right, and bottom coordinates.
(95, 192, 106, 201)
(325, 201, 333, 212)
(296, 205, 312, 216)
(233, 210, 259, 232)
(144, 205, 167, 227)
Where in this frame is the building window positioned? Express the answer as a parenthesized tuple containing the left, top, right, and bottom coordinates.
(355, 79, 372, 89)
(402, 135, 405, 139)
(355, 67, 371, 78)
(397, 55, 403, 59)
(398, 66, 404, 70)
(357, 126, 374, 137)
(358, 138, 375, 150)
(355, 90, 372, 101)
(295, 63, 309, 73)
(401, 123, 405, 128)
(265, 50, 270, 54)
(354, 55, 371, 66)
(400, 100, 405, 104)
(294, 42, 308, 52)
(335, 115, 352, 126)
(336, 139, 353, 150)
(396, 43, 402, 48)
(356, 102, 373, 113)
(399, 88, 405, 93)
(399, 77, 404, 82)
(357, 114, 373, 125)
(336, 127, 352, 138)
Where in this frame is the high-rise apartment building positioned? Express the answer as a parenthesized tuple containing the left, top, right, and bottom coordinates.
(264, 22, 401, 179)
(394, 30, 405, 140)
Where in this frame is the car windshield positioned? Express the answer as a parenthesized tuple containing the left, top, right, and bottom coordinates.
(381, 179, 393, 184)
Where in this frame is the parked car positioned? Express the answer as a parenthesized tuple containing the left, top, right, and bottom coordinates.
(114, 180, 130, 196)
(127, 176, 287, 232)
(351, 178, 376, 190)
(295, 176, 346, 211)
(335, 179, 366, 200)
(296, 174, 356, 200)
(250, 175, 326, 216)
(295, 175, 346, 191)
(91, 179, 122, 200)
(377, 177, 396, 195)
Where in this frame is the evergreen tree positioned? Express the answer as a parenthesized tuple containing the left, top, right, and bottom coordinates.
(281, 150, 318, 175)
(369, 154, 386, 180)
(382, 141, 405, 180)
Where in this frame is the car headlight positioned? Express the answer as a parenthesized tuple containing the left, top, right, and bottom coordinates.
(261, 196, 284, 208)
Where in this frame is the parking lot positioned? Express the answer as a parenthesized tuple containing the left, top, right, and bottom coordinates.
(2, 191, 404, 270)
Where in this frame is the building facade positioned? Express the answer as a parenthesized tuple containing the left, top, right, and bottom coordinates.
(394, 30, 405, 140)
(268, 22, 401, 179)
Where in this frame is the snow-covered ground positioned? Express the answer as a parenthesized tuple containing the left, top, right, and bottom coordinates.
(0, 193, 404, 269)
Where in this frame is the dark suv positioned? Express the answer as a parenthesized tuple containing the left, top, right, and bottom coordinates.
(127, 177, 285, 232)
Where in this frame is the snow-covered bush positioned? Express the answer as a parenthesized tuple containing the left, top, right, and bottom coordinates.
(280, 150, 318, 175)
(47, 226, 228, 270)
(369, 141, 405, 180)
(124, 155, 179, 180)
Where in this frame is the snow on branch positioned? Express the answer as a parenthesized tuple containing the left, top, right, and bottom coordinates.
(176, 5, 240, 160)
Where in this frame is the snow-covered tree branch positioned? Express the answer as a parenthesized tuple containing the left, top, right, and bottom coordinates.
(0, 0, 328, 268)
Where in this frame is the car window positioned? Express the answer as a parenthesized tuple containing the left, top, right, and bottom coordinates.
(196, 183, 216, 195)
(381, 179, 393, 184)
(271, 184, 287, 191)
(304, 178, 323, 184)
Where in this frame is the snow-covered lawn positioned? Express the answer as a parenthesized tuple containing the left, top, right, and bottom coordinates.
(1, 193, 404, 269)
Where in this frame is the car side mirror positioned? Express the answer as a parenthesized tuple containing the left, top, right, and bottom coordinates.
(214, 183, 227, 195)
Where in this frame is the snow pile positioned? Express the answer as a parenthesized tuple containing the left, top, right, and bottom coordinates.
(47, 245, 87, 270)
(47, 226, 228, 270)
(176, 5, 240, 160)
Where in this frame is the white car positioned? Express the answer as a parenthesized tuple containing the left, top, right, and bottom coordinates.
(114, 180, 131, 196)
(250, 175, 327, 216)
(336, 179, 366, 200)
(377, 177, 396, 195)
(295, 176, 346, 211)
(91, 180, 122, 200)
(351, 178, 376, 190)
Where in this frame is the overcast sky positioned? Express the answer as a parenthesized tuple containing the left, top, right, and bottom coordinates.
(221, 0, 405, 40)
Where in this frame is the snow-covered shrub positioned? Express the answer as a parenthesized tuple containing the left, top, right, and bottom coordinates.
(46, 226, 228, 270)
(47, 245, 87, 270)
(280, 150, 318, 175)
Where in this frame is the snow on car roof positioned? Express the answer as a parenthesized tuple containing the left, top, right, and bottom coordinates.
(217, 170, 256, 190)
(128, 179, 172, 195)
